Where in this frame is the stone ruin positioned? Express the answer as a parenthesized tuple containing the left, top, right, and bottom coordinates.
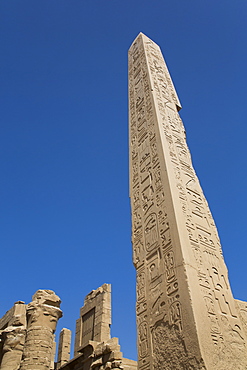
(0, 285, 137, 370)
(1, 33, 247, 369)
(0, 290, 62, 370)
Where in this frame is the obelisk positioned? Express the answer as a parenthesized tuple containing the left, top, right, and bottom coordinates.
(129, 33, 247, 369)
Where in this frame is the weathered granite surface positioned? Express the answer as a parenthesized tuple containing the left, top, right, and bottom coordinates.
(128, 32, 247, 369)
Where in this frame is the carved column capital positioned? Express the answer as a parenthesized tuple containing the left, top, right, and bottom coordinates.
(20, 289, 62, 370)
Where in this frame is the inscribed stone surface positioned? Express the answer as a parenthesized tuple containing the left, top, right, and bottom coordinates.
(128, 33, 247, 369)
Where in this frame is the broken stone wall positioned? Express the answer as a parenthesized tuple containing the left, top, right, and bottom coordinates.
(0, 290, 62, 370)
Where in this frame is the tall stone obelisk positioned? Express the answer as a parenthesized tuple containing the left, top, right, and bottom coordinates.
(129, 33, 247, 369)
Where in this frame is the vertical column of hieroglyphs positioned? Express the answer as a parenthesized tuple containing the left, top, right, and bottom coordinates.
(129, 33, 247, 369)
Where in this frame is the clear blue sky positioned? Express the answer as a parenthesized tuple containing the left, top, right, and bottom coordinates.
(0, 0, 246, 362)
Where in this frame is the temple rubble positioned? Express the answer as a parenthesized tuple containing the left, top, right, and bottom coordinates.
(0, 285, 137, 370)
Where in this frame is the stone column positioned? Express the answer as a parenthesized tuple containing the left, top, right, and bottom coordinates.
(57, 328, 71, 368)
(19, 290, 62, 370)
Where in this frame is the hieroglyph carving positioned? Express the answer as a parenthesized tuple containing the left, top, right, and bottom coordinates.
(129, 33, 247, 369)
